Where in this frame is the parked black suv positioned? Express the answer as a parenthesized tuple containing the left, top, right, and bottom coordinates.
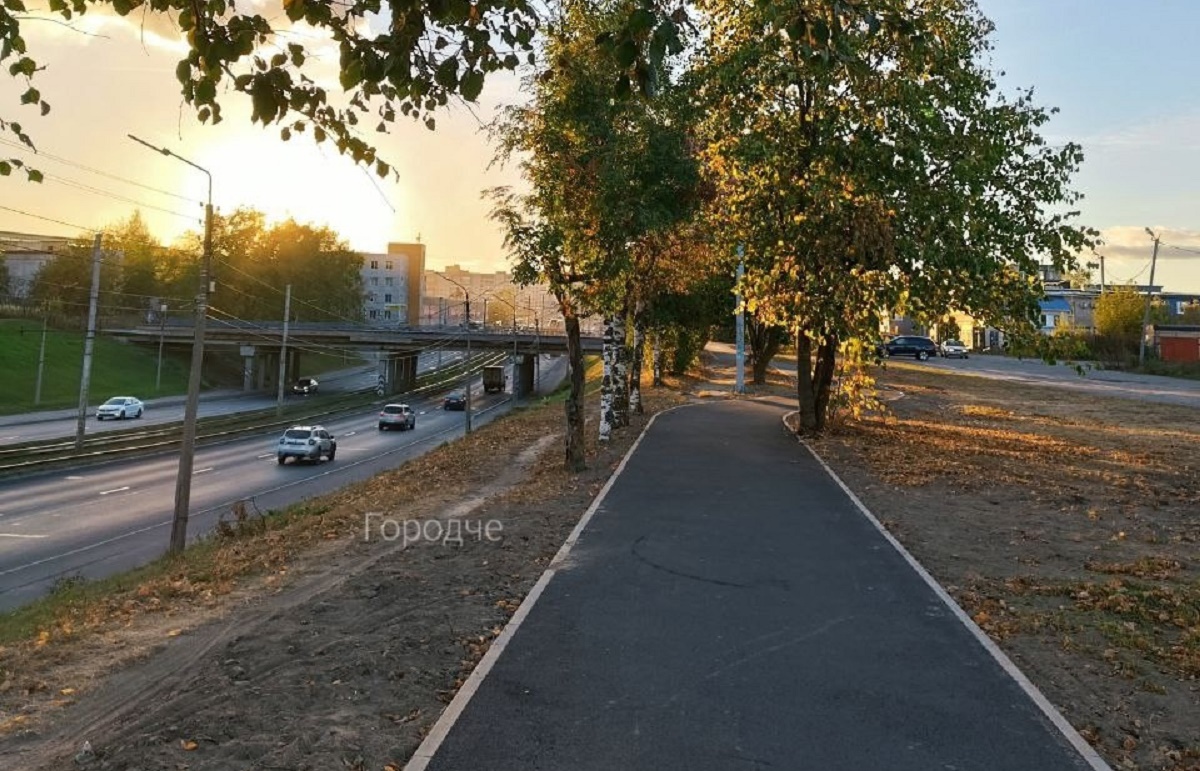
(879, 335, 938, 361)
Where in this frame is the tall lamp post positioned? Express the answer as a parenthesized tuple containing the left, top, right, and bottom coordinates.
(155, 302, 168, 392)
(129, 134, 213, 555)
(435, 271, 473, 433)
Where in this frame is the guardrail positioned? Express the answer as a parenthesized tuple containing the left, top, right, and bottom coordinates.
(0, 352, 508, 479)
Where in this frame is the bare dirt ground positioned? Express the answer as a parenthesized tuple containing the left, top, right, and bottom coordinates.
(0, 387, 688, 770)
(3, 352, 1197, 771)
(745, 358, 1198, 771)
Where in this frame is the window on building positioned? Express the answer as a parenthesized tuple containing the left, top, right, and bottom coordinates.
(368, 292, 376, 302)
(384, 310, 392, 320)
(384, 293, 392, 303)
(370, 260, 379, 269)
(385, 277, 393, 286)
(369, 309, 378, 319)
(385, 261, 393, 270)
(371, 277, 379, 286)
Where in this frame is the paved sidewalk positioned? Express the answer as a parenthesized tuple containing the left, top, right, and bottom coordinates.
(412, 399, 1107, 771)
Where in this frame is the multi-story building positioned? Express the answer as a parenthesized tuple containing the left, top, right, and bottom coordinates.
(360, 242, 425, 327)
(420, 264, 564, 330)
(0, 231, 74, 298)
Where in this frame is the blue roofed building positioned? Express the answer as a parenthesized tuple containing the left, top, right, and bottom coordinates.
(1038, 297, 1073, 334)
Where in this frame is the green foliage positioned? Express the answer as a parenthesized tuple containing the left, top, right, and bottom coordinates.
(1179, 303, 1200, 324)
(1094, 286, 1166, 339)
(26, 209, 365, 325)
(2, 0, 688, 169)
(693, 0, 1095, 432)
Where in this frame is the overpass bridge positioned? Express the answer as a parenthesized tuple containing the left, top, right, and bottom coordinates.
(108, 320, 605, 396)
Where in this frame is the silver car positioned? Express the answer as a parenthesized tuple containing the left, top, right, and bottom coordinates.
(378, 403, 416, 431)
(96, 396, 144, 420)
(939, 339, 970, 359)
(276, 425, 337, 465)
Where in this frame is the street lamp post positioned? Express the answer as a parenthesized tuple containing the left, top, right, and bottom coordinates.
(129, 134, 213, 555)
(155, 302, 168, 392)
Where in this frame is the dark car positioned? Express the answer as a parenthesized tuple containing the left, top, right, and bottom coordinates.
(291, 377, 319, 395)
(443, 391, 467, 411)
(880, 335, 938, 361)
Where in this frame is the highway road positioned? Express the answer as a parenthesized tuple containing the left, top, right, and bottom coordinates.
(0, 350, 464, 444)
(0, 354, 567, 612)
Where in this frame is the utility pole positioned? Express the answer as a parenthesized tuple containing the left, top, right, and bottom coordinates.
(1139, 229, 1161, 368)
(275, 284, 292, 415)
(34, 312, 48, 406)
(129, 134, 213, 555)
(435, 271, 473, 433)
(735, 244, 745, 394)
(74, 233, 103, 449)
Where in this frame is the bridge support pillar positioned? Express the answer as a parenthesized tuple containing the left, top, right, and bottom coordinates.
(516, 354, 535, 398)
(376, 352, 419, 396)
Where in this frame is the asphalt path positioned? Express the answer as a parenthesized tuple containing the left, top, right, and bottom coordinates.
(707, 342, 1200, 409)
(0, 355, 568, 611)
(415, 400, 1105, 771)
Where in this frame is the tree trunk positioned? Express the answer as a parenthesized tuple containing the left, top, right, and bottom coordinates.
(564, 313, 587, 471)
(795, 330, 838, 435)
(629, 301, 645, 414)
(796, 333, 818, 433)
(599, 314, 615, 443)
(612, 312, 629, 427)
(652, 330, 663, 386)
(750, 320, 784, 385)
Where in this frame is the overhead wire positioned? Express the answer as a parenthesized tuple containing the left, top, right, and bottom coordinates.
(0, 137, 205, 205)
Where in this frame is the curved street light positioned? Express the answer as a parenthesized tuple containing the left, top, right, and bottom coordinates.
(128, 134, 213, 555)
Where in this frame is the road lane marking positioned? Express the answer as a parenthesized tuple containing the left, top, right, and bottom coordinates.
(194, 467, 214, 474)
(66, 475, 85, 480)
(99, 486, 131, 496)
(0, 533, 47, 539)
(257, 453, 274, 459)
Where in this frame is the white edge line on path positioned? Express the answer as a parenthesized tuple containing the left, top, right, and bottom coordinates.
(783, 411, 1114, 771)
(404, 402, 697, 771)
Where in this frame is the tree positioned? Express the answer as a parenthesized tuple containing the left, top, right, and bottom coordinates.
(2, 0, 689, 177)
(694, 0, 1093, 433)
(1180, 302, 1200, 325)
(491, 0, 697, 463)
(1094, 285, 1166, 339)
(172, 208, 364, 325)
(0, 254, 10, 300)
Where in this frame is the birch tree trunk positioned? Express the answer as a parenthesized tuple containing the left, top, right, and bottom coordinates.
(612, 312, 629, 428)
(599, 314, 615, 443)
(629, 306, 645, 415)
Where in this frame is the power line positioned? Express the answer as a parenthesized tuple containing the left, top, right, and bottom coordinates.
(0, 204, 97, 233)
(0, 137, 204, 205)
(1164, 243, 1200, 256)
(40, 172, 203, 222)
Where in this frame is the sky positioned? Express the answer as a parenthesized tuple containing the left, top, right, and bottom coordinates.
(1, 1, 1199, 288)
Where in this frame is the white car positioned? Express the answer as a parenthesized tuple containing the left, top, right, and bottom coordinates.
(939, 339, 970, 359)
(96, 396, 144, 420)
(276, 425, 337, 465)
(378, 403, 416, 431)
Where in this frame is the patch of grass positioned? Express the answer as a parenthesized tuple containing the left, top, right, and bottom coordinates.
(0, 319, 192, 414)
